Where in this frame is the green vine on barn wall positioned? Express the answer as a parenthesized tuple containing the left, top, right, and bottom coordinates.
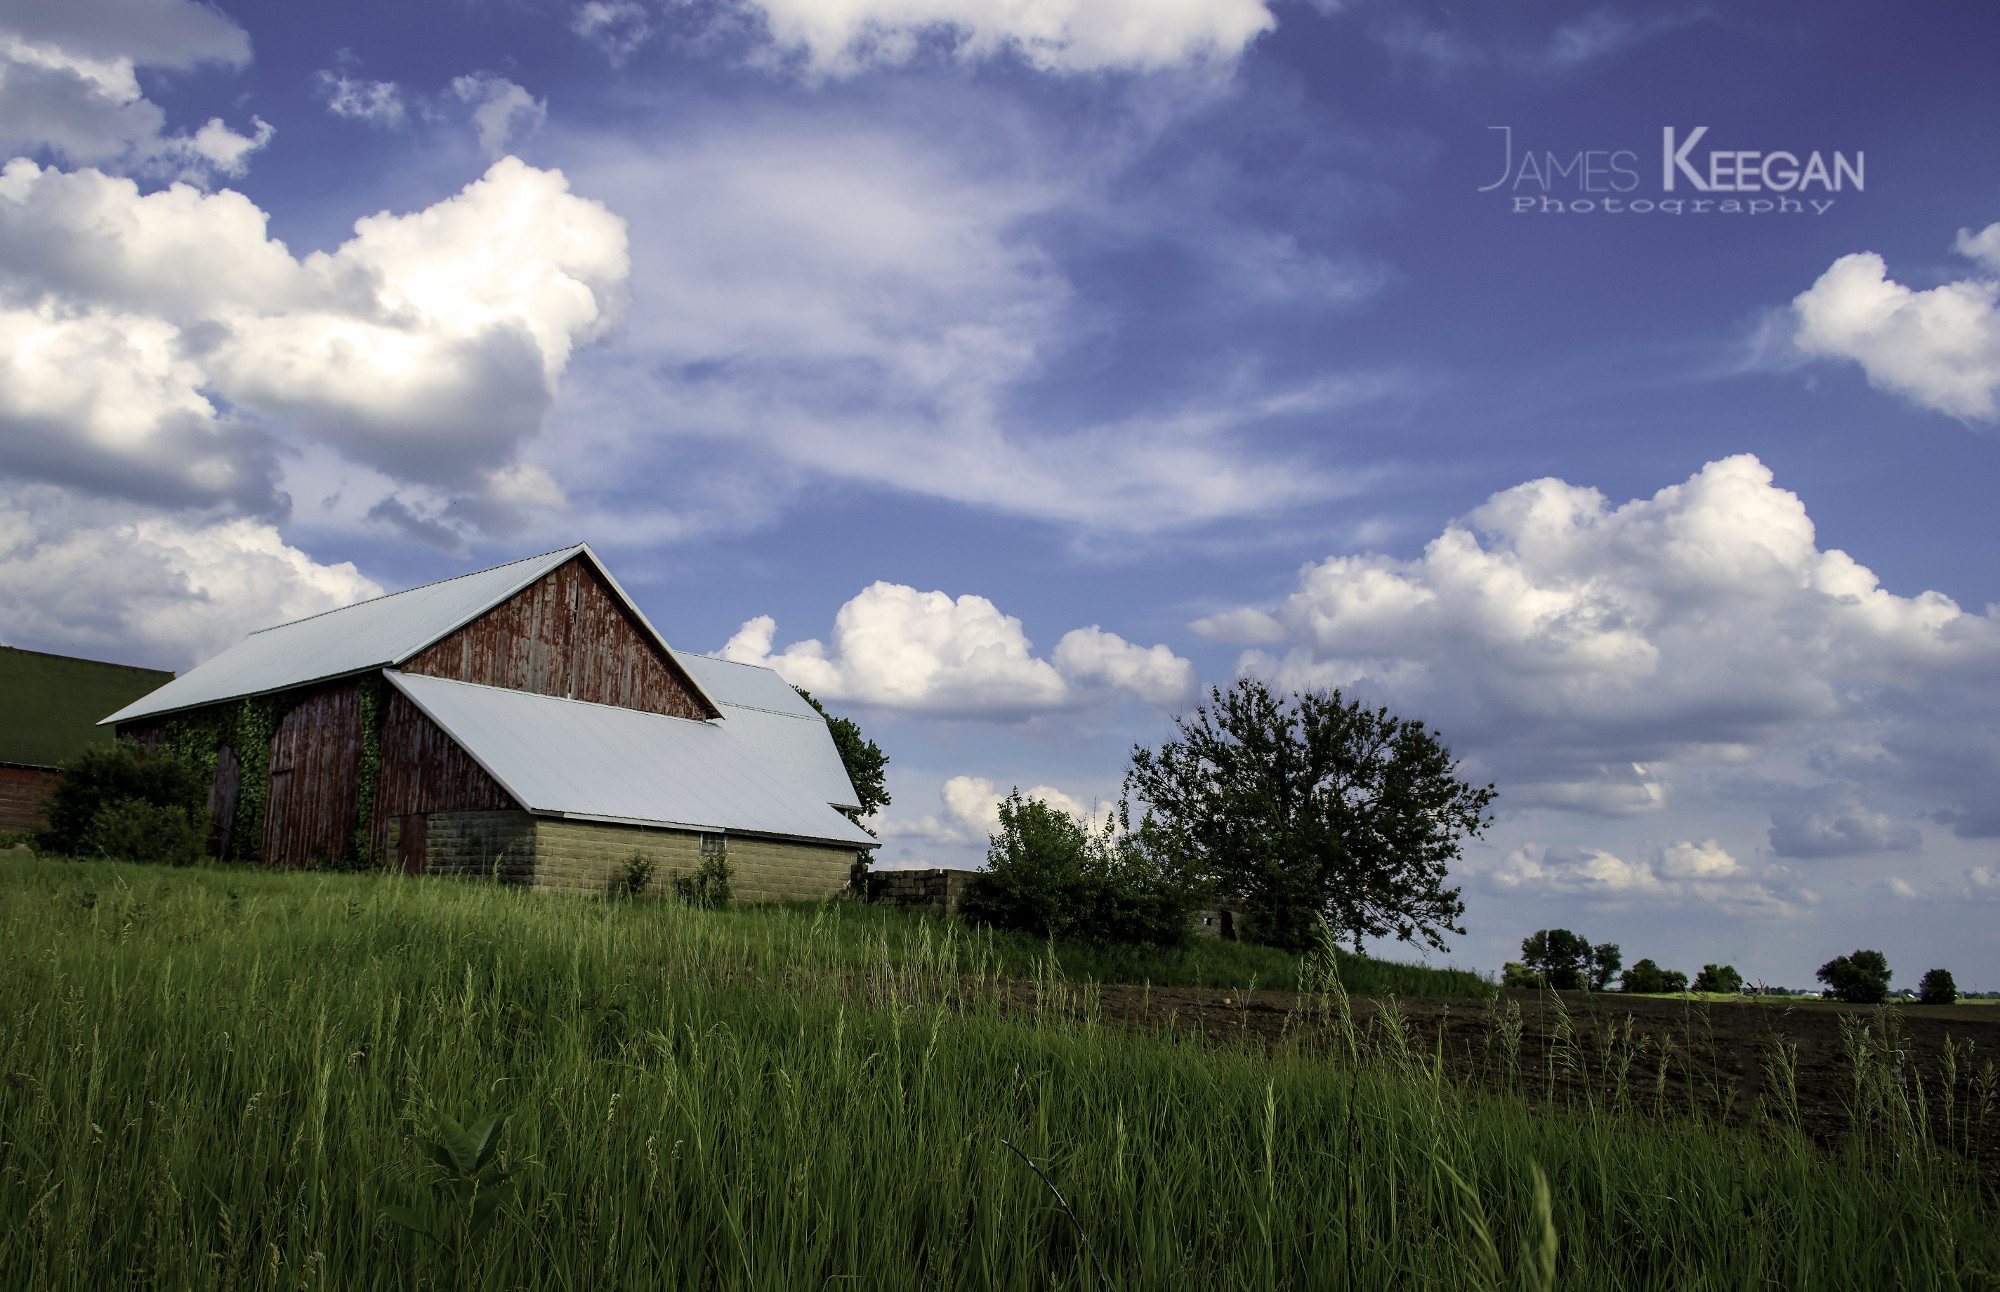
(159, 695, 282, 861)
(352, 675, 386, 866)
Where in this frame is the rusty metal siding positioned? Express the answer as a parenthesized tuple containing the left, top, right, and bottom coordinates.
(369, 689, 517, 865)
(0, 763, 58, 833)
(400, 557, 715, 719)
(261, 681, 363, 869)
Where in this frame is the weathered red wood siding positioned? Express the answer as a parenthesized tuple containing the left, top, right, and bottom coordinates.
(401, 556, 716, 719)
(0, 763, 58, 833)
(262, 680, 363, 868)
(369, 689, 517, 866)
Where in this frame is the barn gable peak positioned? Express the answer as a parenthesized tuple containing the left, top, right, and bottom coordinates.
(101, 543, 723, 725)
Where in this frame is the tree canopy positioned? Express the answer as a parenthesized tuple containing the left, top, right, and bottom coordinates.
(1620, 959, 1688, 994)
(1917, 968, 1958, 1005)
(1125, 678, 1495, 952)
(1692, 963, 1744, 994)
(1817, 949, 1892, 1004)
(795, 689, 890, 828)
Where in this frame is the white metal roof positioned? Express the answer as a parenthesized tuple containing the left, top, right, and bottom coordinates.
(671, 651, 862, 811)
(384, 671, 877, 848)
(102, 544, 720, 725)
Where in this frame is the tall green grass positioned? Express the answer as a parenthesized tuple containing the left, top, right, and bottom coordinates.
(1, 858, 1993, 1289)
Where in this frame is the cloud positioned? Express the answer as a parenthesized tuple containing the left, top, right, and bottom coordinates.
(450, 73, 546, 159)
(1769, 802, 1921, 859)
(879, 773, 1108, 849)
(1491, 839, 1810, 915)
(0, 157, 627, 529)
(0, 495, 381, 668)
(564, 113, 1375, 535)
(1197, 455, 2000, 826)
(720, 0, 1277, 76)
(0, 0, 268, 181)
(316, 70, 407, 127)
(1054, 626, 1198, 704)
(720, 585, 1070, 716)
(1790, 222, 2000, 421)
(0, 0, 248, 69)
(721, 584, 1196, 716)
(572, 1, 652, 64)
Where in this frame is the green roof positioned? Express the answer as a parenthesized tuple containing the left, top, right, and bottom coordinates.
(0, 646, 175, 767)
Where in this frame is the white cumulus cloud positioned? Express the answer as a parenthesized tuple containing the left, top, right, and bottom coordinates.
(1791, 222, 2000, 421)
(721, 585, 1196, 716)
(0, 499, 381, 668)
(0, 156, 627, 532)
(0, 0, 268, 181)
(1492, 839, 1809, 915)
(1196, 455, 2000, 827)
(879, 773, 1109, 851)
(1054, 625, 1199, 704)
(720, 584, 1069, 716)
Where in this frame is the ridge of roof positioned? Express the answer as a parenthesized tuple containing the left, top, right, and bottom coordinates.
(247, 543, 586, 639)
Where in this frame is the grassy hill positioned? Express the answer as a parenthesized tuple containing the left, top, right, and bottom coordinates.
(1, 857, 1992, 1289)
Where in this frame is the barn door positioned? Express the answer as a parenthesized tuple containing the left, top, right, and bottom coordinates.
(207, 744, 241, 860)
(397, 814, 428, 875)
(260, 684, 363, 867)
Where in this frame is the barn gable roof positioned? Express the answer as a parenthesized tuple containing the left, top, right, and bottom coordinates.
(384, 671, 876, 848)
(102, 544, 721, 725)
(670, 651, 862, 812)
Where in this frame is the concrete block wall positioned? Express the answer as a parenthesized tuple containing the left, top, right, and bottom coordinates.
(529, 819, 705, 897)
(424, 811, 537, 882)
(865, 867, 979, 916)
(529, 819, 856, 902)
(723, 834, 858, 902)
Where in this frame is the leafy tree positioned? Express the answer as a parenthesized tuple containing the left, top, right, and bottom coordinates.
(1620, 958, 1688, 993)
(1125, 679, 1495, 952)
(960, 791, 1203, 948)
(1589, 942, 1623, 991)
(1519, 928, 1592, 990)
(36, 740, 208, 862)
(795, 689, 891, 826)
(1817, 949, 1892, 1004)
(1917, 968, 1958, 1005)
(1692, 963, 1744, 994)
(1501, 961, 1545, 990)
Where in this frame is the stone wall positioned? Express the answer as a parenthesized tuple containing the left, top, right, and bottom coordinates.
(864, 867, 979, 916)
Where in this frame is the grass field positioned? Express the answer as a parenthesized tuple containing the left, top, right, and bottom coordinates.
(2, 858, 1996, 1289)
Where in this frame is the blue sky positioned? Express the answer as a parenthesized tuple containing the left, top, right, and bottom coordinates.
(2, 0, 1997, 987)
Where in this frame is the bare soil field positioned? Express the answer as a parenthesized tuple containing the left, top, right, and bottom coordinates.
(989, 980, 2000, 1186)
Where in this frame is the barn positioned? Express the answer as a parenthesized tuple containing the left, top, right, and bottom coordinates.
(102, 544, 877, 898)
(1, 646, 175, 834)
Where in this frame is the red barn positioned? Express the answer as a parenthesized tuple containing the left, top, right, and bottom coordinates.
(104, 544, 876, 898)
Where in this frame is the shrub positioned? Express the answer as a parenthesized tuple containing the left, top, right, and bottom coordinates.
(1916, 968, 1957, 1005)
(670, 852, 732, 909)
(79, 800, 207, 867)
(1501, 961, 1545, 990)
(1816, 950, 1891, 1004)
(36, 741, 209, 862)
(961, 791, 1204, 948)
(617, 852, 655, 898)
